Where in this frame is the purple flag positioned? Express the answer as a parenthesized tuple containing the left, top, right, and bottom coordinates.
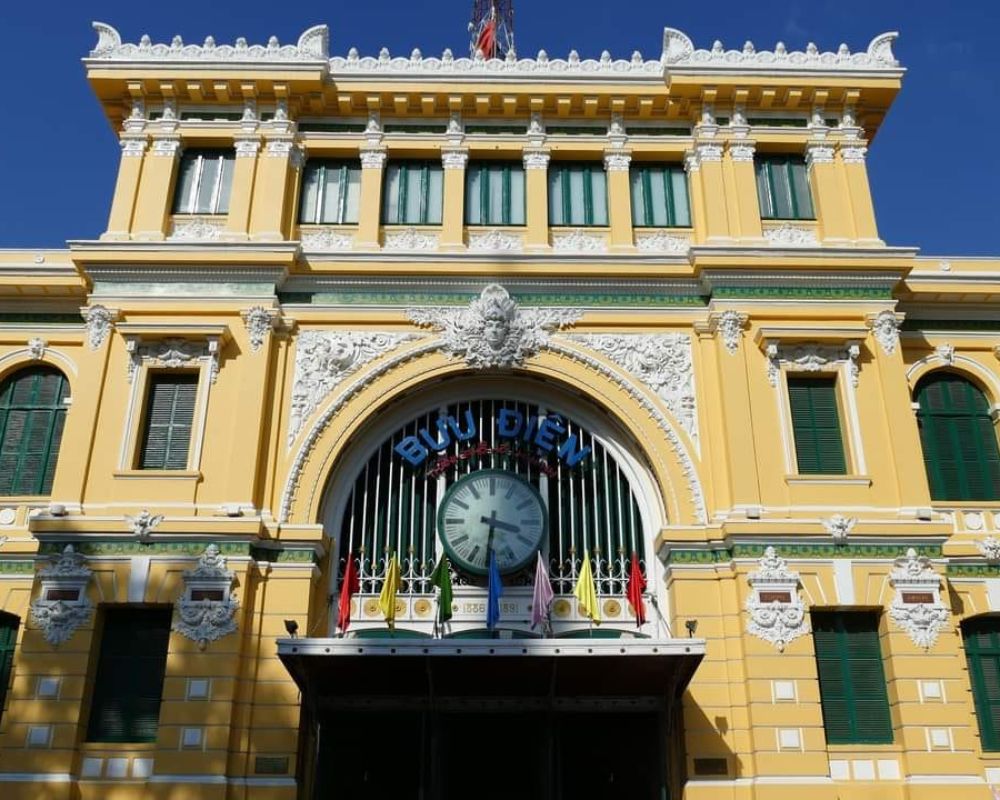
(531, 552, 554, 631)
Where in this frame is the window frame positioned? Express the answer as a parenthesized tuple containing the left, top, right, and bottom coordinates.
(0, 366, 70, 497)
(464, 161, 526, 226)
(135, 372, 200, 471)
(172, 149, 235, 216)
(299, 159, 362, 225)
(629, 163, 692, 228)
(962, 617, 1000, 751)
(381, 160, 444, 226)
(547, 162, 609, 228)
(755, 155, 815, 221)
(786, 375, 848, 475)
(0, 613, 18, 727)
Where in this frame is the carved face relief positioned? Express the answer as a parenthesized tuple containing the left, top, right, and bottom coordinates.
(483, 315, 511, 350)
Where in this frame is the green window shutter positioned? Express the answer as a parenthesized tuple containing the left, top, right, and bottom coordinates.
(0, 367, 69, 495)
(548, 163, 608, 227)
(812, 611, 893, 745)
(787, 377, 847, 475)
(382, 162, 443, 225)
(138, 374, 198, 470)
(629, 165, 691, 228)
(916, 373, 1000, 501)
(756, 156, 814, 220)
(963, 618, 1000, 751)
(0, 614, 18, 726)
(86, 607, 172, 743)
(465, 162, 525, 226)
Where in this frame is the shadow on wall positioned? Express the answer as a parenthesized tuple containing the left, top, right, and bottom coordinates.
(681, 694, 740, 786)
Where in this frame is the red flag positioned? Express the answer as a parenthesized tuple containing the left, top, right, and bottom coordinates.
(337, 555, 360, 632)
(626, 552, 647, 626)
(476, 19, 497, 58)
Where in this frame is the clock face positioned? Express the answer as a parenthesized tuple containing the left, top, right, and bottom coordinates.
(437, 470, 548, 576)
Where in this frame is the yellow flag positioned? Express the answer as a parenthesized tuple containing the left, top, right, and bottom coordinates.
(378, 554, 402, 628)
(574, 550, 601, 624)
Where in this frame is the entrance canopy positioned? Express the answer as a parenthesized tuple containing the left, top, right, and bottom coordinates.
(278, 637, 705, 701)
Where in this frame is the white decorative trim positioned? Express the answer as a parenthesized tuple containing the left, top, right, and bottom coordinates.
(125, 510, 164, 541)
(125, 337, 221, 384)
(288, 331, 418, 447)
(301, 228, 353, 251)
(89, 22, 329, 62)
(27, 338, 46, 360)
(359, 149, 386, 170)
(151, 137, 181, 157)
(383, 228, 439, 251)
(522, 150, 550, 170)
(234, 137, 260, 158)
(603, 152, 631, 171)
(841, 144, 868, 164)
(745, 547, 809, 652)
(240, 306, 279, 353)
(661, 28, 900, 70)
(467, 229, 524, 252)
(551, 230, 607, 254)
(766, 342, 860, 388)
(265, 139, 296, 158)
(441, 149, 469, 170)
(978, 536, 1000, 562)
(763, 225, 819, 247)
(82, 305, 116, 350)
(408, 284, 580, 370)
(120, 137, 148, 157)
(30, 546, 93, 646)
(935, 343, 956, 365)
(634, 232, 690, 254)
(728, 141, 756, 162)
(168, 217, 228, 242)
(685, 142, 723, 172)
(172, 544, 240, 649)
(714, 311, 748, 355)
(822, 514, 856, 543)
(566, 334, 698, 444)
(867, 310, 902, 356)
(888, 548, 949, 650)
(805, 143, 836, 166)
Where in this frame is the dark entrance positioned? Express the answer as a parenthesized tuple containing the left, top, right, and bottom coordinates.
(315, 707, 665, 800)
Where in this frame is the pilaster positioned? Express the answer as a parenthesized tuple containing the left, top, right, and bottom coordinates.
(805, 135, 853, 243)
(440, 147, 468, 251)
(226, 125, 261, 240)
(131, 121, 181, 241)
(248, 128, 301, 242)
(726, 137, 762, 241)
(840, 138, 881, 244)
(103, 127, 147, 241)
(523, 149, 551, 250)
(604, 150, 633, 250)
(685, 140, 728, 244)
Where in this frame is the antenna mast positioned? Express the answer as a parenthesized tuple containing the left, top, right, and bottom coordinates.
(469, 0, 515, 59)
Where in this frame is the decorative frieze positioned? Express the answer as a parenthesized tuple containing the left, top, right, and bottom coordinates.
(168, 217, 228, 242)
(300, 228, 353, 251)
(467, 229, 524, 253)
(765, 342, 860, 388)
(407, 284, 581, 370)
(172, 544, 240, 649)
(745, 547, 809, 652)
(30, 545, 93, 646)
(383, 227, 439, 251)
(633, 232, 690, 254)
(288, 331, 418, 446)
(240, 306, 279, 353)
(763, 224, 819, 247)
(565, 334, 698, 443)
(125, 337, 221, 384)
(551, 230, 608, 254)
(888, 548, 949, 649)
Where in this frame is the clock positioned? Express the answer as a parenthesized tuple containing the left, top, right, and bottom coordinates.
(437, 469, 548, 576)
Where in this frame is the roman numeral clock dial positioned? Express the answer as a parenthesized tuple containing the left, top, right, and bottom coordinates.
(437, 469, 548, 576)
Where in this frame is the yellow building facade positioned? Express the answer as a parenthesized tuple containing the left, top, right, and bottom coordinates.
(1, 18, 1000, 800)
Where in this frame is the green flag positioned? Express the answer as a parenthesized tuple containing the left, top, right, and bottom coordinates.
(430, 554, 454, 623)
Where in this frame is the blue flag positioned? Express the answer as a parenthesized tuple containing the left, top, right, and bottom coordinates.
(487, 549, 503, 631)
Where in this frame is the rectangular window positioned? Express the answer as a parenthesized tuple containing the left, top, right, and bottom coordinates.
(299, 160, 362, 224)
(86, 607, 172, 743)
(548, 163, 608, 227)
(630, 164, 691, 227)
(465, 162, 526, 226)
(787, 376, 847, 475)
(382, 161, 443, 225)
(963, 619, 1000, 750)
(138, 374, 198, 470)
(812, 611, 893, 745)
(0, 615, 17, 725)
(173, 150, 235, 215)
(756, 156, 814, 220)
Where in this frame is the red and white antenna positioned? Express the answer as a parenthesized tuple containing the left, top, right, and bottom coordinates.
(469, 0, 514, 59)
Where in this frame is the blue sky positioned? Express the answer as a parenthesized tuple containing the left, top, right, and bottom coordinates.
(1, 0, 997, 255)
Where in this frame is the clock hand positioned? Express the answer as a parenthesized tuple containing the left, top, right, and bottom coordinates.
(479, 514, 521, 535)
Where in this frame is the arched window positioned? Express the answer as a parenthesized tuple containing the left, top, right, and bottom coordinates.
(0, 366, 69, 495)
(915, 372, 1000, 501)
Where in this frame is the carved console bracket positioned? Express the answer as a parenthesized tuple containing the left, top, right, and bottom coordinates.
(172, 544, 240, 649)
(745, 546, 809, 652)
(30, 545, 93, 646)
(888, 548, 949, 650)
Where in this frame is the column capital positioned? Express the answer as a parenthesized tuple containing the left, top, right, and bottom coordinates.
(442, 149, 469, 170)
(684, 141, 723, 173)
(840, 141, 869, 164)
(360, 149, 387, 170)
(149, 135, 181, 158)
(805, 140, 836, 167)
(523, 149, 550, 170)
(603, 150, 631, 171)
(727, 139, 756, 163)
(234, 136, 261, 158)
(120, 135, 148, 158)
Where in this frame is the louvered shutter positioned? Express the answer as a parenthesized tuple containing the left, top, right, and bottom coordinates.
(788, 377, 847, 474)
(86, 607, 171, 743)
(0, 614, 18, 725)
(0, 368, 69, 495)
(916, 373, 1000, 500)
(812, 612, 893, 744)
(963, 619, 1000, 751)
(139, 375, 198, 470)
